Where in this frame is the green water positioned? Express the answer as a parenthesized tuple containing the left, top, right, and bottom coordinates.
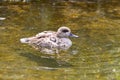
(0, 1, 120, 80)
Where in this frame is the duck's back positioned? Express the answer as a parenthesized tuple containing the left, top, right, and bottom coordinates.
(36, 31, 56, 38)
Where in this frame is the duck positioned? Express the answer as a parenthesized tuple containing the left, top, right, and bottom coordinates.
(20, 26, 78, 54)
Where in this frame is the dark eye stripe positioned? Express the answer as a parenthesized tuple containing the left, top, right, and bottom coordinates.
(62, 29, 69, 32)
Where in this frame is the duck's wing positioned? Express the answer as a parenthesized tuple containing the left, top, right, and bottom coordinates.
(20, 31, 58, 50)
(28, 36, 59, 50)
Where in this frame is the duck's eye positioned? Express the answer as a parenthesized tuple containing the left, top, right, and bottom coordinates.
(62, 29, 69, 33)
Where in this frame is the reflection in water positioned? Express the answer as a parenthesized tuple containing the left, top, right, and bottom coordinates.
(19, 52, 73, 68)
(0, 0, 120, 80)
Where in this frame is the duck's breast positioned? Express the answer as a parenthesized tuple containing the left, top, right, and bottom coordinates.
(58, 38, 72, 50)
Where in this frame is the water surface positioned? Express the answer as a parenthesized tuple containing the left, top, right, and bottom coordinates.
(0, 1, 120, 80)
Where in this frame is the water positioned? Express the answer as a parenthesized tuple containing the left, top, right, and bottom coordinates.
(0, 1, 120, 80)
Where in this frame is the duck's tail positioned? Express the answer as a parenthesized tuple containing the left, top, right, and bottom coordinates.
(20, 38, 30, 43)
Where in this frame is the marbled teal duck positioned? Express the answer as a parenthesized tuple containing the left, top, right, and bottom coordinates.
(20, 26, 78, 54)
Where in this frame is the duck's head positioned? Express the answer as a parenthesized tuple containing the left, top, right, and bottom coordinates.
(57, 26, 79, 38)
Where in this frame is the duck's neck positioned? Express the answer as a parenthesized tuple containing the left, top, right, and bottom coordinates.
(56, 33, 68, 38)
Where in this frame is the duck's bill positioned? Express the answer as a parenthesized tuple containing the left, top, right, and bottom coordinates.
(69, 33, 79, 37)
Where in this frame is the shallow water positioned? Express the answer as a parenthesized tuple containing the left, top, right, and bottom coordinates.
(0, 1, 120, 80)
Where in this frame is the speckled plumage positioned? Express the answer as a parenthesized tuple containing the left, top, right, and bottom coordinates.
(20, 26, 78, 54)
